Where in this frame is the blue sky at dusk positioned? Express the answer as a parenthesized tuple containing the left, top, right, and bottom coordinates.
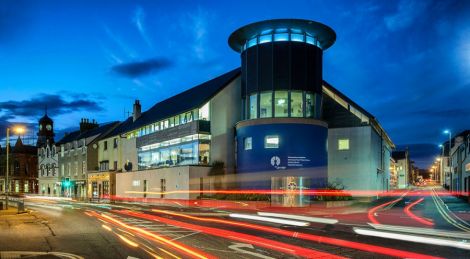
(1, 0, 469, 167)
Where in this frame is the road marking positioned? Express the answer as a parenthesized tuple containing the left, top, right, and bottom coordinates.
(430, 188, 470, 232)
(353, 227, 470, 250)
(171, 231, 200, 241)
(228, 243, 275, 259)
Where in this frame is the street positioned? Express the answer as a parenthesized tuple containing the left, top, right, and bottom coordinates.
(1, 186, 469, 259)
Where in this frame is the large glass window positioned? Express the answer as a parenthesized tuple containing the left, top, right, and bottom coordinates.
(259, 92, 272, 118)
(274, 91, 288, 117)
(265, 135, 279, 149)
(138, 134, 210, 170)
(290, 91, 303, 117)
(249, 93, 258, 119)
(306, 93, 314, 118)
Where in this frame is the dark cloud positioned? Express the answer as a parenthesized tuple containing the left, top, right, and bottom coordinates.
(0, 93, 103, 120)
(112, 58, 172, 78)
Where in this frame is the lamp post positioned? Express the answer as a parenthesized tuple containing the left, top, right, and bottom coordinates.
(5, 126, 25, 210)
(443, 130, 452, 190)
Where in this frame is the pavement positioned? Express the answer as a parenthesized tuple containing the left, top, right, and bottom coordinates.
(0, 186, 469, 258)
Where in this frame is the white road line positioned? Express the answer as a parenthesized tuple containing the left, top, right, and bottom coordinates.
(229, 213, 309, 226)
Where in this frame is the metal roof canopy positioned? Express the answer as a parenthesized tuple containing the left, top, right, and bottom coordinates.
(228, 19, 336, 52)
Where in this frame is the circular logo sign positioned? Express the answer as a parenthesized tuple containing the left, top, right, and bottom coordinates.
(270, 156, 281, 167)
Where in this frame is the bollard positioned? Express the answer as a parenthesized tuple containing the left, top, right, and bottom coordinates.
(17, 201, 25, 213)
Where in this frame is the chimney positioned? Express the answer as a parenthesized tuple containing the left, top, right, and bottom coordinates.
(133, 100, 141, 122)
(79, 118, 99, 132)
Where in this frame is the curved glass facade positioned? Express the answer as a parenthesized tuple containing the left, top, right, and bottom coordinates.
(241, 28, 322, 52)
(243, 90, 321, 120)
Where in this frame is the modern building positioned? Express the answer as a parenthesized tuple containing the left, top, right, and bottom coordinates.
(0, 137, 38, 194)
(112, 19, 394, 203)
(37, 112, 60, 196)
(392, 150, 410, 189)
(56, 119, 119, 199)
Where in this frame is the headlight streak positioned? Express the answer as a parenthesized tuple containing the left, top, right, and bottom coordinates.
(229, 213, 310, 226)
(353, 228, 470, 250)
(115, 209, 346, 259)
(85, 211, 214, 259)
(256, 212, 338, 224)
(116, 233, 139, 248)
(367, 198, 403, 225)
(102, 224, 112, 231)
(150, 209, 443, 259)
(403, 198, 434, 226)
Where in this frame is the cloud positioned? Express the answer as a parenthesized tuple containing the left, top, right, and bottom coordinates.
(0, 93, 103, 121)
(132, 5, 153, 49)
(384, 0, 429, 31)
(102, 24, 137, 59)
(111, 58, 171, 78)
(0, 93, 104, 144)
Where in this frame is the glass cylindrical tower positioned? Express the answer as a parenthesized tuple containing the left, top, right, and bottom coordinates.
(230, 19, 336, 195)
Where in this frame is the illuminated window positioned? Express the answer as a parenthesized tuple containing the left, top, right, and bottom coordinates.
(199, 102, 210, 121)
(244, 137, 252, 150)
(259, 34, 272, 44)
(291, 33, 304, 42)
(259, 92, 272, 118)
(265, 135, 279, 149)
(290, 91, 303, 117)
(274, 91, 288, 117)
(249, 93, 258, 119)
(274, 33, 289, 41)
(306, 93, 314, 118)
(338, 139, 350, 150)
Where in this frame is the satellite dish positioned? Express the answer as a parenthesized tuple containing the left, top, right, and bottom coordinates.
(124, 161, 133, 172)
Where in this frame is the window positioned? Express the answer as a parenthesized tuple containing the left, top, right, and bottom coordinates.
(265, 135, 279, 149)
(305, 93, 314, 118)
(274, 91, 288, 117)
(103, 141, 108, 151)
(290, 91, 303, 117)
(82, 161, 86, 174)
(338, 139, 350, 150)
(113, 138, 118, 149)
(244, 137, 252, 150)
(260, 92, 272, 118)
(74, 161, 78, 175)
(249, 93, 258, 119)
(114, 161, 118, 171)
(199, 102, 210, 121)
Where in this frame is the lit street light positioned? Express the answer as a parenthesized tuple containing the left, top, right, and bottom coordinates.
(5, 126, 26, 210)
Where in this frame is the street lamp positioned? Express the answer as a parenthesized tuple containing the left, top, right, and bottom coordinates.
(5, 126, 26, 210)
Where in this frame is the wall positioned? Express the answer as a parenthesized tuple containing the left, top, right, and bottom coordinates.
(210, 76, 241, 173)
(328, 126, 390, 194)
(115, 166, 211, 200)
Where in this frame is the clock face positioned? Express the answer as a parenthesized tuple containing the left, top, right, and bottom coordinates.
(46, 124, 52, 130)
(39, 124, 43, 130)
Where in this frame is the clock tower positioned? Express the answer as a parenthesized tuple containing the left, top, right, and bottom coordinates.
(37, 110, 55, 147)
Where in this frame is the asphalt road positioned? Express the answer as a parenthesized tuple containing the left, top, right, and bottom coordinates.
(1, 186, 469, 259)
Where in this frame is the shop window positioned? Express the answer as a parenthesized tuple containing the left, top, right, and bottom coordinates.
(260, 92, 272, 118)
(265, 135, 279, 149)
(249, 93, 258, 119)
(244, 137, 252, 150)
(290, 91, 303, 117)
(338, 139, 350, 150)
(274, 91, 288, 117)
